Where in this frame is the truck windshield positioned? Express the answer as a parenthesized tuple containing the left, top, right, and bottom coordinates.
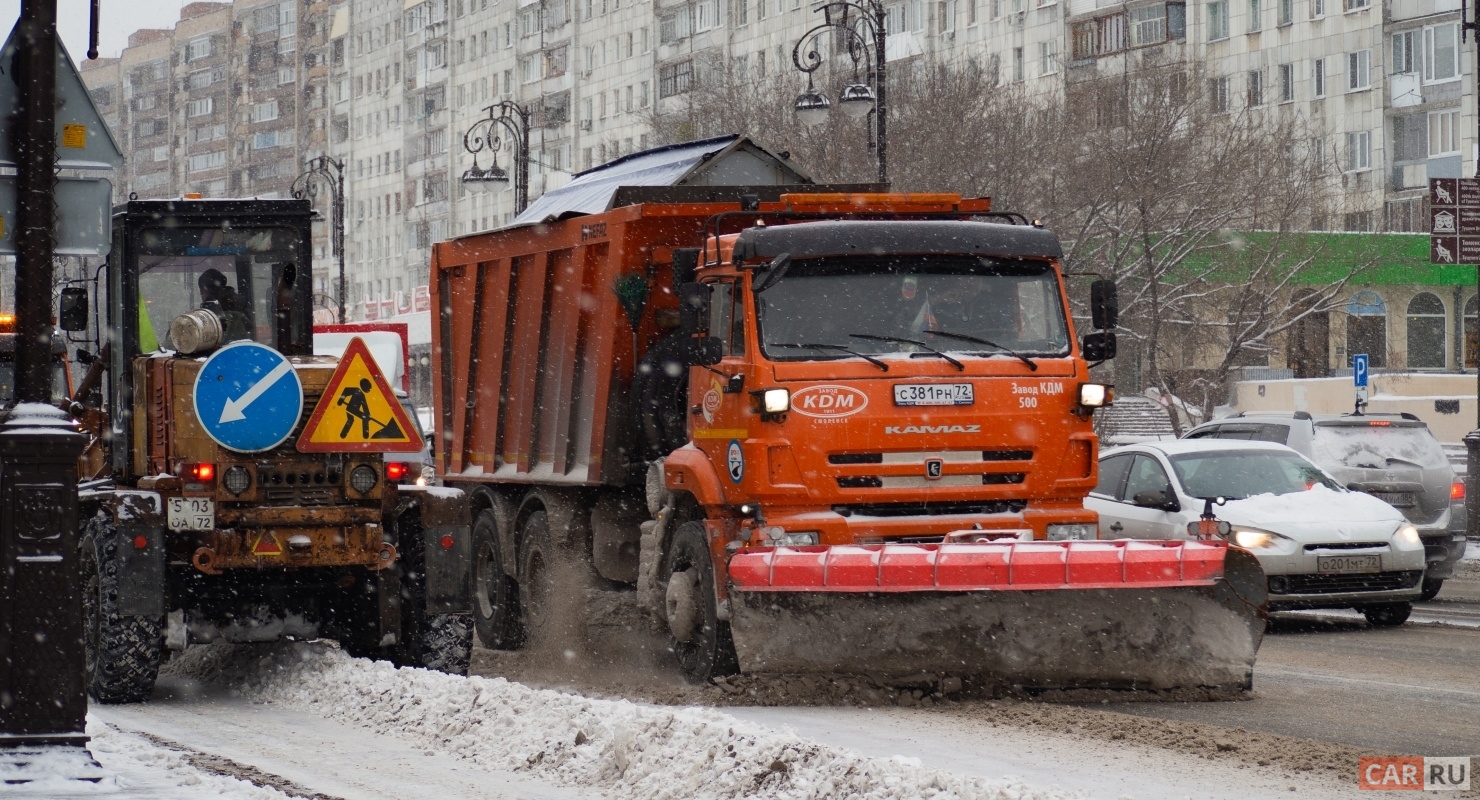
(755, 255, 1070, 361)
(134, 226, 302, 352)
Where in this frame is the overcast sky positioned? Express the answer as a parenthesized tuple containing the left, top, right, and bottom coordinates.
(0, 0, 188, 63)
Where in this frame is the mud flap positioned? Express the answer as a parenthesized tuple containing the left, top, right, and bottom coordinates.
(727, 541, 1267, 692)
(115, 524, 166, 617)
(423, 524, 472, 614)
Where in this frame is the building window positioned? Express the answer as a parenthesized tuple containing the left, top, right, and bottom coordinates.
(1465, 295, 1479, 368)
(1246, 0, 1260, 32)
(1039, 40, 1057, 75)
(1406, 293, 1446, 369)
(1313, 57, 1326, 97)
(545, 45, 568, 77)
(1310, 0, 1323, 16)
(1209, 75, 1229, 112)
(1129, 4, 1165, 45)
(1345, 130, 1371, 171)
(252, 100, 279, 123)
(187, 97, 214, 117)
(1392, 30, 1416, 74)
(1013, 46, 1024, 81)
(1246, 69, 1263, 106)
(1424, 23, 1459, 83)
(1278, 63, 1293, 102)
(1277, 0, 1291, 25)
(1347, 291, 1386, 369)
(659, 60, 694, 97)
(1430, 109, 1460, 156)
(1347, 50, 1370, 90)
(185, 36, 212, 62)
(1208, 0, 1228, 39)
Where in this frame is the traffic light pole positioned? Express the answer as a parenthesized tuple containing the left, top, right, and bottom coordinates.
(0, 0, 89, 748)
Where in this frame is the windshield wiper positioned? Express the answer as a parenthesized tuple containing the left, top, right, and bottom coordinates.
(848, 334, 964, 371)
(922, 329, 1038, 371)
(772, 342, 890, 371)
(1384, 456, 1424, 468)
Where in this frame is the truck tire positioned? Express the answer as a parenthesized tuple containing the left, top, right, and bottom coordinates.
(395, 520, 473, 675)
(1362, 602, 1412, 627)
(473, 509, 522, 649)
(80, 519, 163, 704)
(518, 510, 553, 637)
(325, 572, 384, 660)
(1420, 578, 1444, 602)
(663, 521, 738, 684)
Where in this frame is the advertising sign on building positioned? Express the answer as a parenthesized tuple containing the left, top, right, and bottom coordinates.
(1429, 178, 1480, 263)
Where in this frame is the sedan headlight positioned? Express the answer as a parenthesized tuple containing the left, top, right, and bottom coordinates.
(1047, 523, 1096, 541)
(1230, 528, 1288, 550)
(1393, 523, 1420, 547)
(762, 388, 790, 414)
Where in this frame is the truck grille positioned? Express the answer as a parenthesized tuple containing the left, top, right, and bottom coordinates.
(1303, 542, 1386, 551)
(836, 473, 1025, 488)
(833, 500, 1027, 518)
(1272, 570, 1422, 595)
(828, 449, 1032, 465)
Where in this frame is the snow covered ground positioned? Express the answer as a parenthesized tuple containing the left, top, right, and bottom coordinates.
(3, 643, 1363, 800)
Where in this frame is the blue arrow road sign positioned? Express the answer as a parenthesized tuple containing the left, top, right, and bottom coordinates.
(192, 342, 303, 452)
(1353, 354, 1369, 388)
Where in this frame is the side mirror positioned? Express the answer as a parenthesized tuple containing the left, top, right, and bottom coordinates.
(683, 336, 724, 367)
(672, 248, 699, 289)
(60, 287, 88, 331)
(1090, 279, 1118, 329)
(1133, 490, 1179, 512)
(1082, 331, 1116, 361)
(677, 282, 710, 335)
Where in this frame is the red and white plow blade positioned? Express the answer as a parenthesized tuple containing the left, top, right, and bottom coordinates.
(725, 541, 1267, 692)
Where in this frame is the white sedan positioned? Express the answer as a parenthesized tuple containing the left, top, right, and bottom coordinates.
(1086, 439, 1425, 626)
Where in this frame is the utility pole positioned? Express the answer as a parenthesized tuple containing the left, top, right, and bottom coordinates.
(0, 0, 89, 750)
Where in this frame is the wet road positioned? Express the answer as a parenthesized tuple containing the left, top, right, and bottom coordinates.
(1097, 576, 1480, 756)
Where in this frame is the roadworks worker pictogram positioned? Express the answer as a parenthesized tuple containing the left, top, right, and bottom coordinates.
(298, 336, 424, 453)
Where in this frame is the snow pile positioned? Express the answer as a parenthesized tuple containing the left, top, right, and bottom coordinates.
(169, 644, 1086, 800)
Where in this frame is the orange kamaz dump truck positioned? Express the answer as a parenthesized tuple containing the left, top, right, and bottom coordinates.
(431, 188, 1266, 690)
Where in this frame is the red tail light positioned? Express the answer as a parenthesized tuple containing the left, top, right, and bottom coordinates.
(385, 462, 409, 481)
(1368, 421, 1391, 427)
(1452, 480, 1466, 501)
(184, 463, 215, 482)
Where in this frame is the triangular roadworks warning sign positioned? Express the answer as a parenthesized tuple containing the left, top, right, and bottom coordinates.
(297, 336, 425, 453)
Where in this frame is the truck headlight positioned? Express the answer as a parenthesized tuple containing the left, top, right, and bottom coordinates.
(1394, 524, 1420, 546)
(764, 526, 817, 546)
(762, 388, 790, 414)
(223, 465, 252, 496)
(1047, 523, 1096, 541)
(349, 464, 379, 494)
(1078, 383, 1112, 407)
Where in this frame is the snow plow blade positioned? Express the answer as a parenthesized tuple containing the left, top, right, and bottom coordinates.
(726, 540, 1267, 692)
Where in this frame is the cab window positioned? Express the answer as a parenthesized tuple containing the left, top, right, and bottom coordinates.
(1123, 455, 1174, 502)
(708, 282, 732, 354)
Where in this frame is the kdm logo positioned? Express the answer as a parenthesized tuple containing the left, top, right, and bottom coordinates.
(792, 385, 868, 418)
(885, 425, 982, 434)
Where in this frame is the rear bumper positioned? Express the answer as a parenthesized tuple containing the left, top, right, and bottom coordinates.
(1420, 532, 1469, 578)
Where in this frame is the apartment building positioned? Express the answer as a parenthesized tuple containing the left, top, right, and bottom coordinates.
(84, 0, 1477, 366)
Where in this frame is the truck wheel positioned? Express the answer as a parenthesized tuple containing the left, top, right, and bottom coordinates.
(395, 520, 473, 675)
(663, 522, 738, 684)
(1362, 602, 1412, 627)
(1420, 578, 1444, 602)
(473, 509, 522, 649)
(518, 510, 553, 637)
(325, 572, 384, 660)
(80, 519, 163, 704)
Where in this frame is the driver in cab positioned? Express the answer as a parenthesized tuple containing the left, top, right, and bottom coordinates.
(198, 268, 252, 343)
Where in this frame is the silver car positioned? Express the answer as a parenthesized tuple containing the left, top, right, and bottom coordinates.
(1086, 440, 1426, 626)
(1183, 411, 1467, 601)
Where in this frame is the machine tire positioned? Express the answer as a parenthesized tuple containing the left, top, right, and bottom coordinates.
(473, 509, 522, 649)
(394, 515, 473, 675)
(663, 521, 738, 684)
(1362, 602, 1412, 627)
(325, 571, 384, 660)
(80, 518, 163, 704)
(517, 510, 554, 637)
(1420, 578, 1444, 602)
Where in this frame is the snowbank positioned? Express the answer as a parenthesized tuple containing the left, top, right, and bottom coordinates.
(169, 644, 1086, 800)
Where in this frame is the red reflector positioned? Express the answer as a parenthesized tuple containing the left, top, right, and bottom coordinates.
(1453, 481, 1466, 501)
(187, 463, 215, 481)
(386, 463, 409, 481)
(439, 534, 454, 549)
(133, 535, 148, 549)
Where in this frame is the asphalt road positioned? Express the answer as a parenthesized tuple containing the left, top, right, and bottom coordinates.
(1096, 575, 1480, 757)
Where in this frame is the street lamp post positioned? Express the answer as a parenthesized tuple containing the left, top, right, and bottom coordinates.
(792, 0, 888, 184)
(462, 101, 533, 215)
(292, 156, 346, 322)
